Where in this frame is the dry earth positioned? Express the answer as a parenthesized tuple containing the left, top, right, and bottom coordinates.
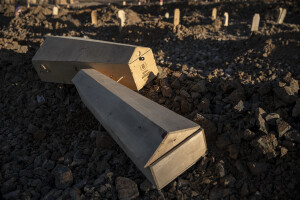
(0, 0, 299, 199)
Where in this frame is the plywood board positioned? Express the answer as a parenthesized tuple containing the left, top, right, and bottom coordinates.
(32, 36, 158, 91)
(150, 129, 206, 189)
(72, 69, 206, 188)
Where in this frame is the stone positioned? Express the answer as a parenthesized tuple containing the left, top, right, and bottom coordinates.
(180, 100, 192, 114)
(191, 80, 206, 93)
(1, 177, 16, 194)
(171, 78, 181, 89)
(197, 97, 210, 113)
(115, 177, 139, 200)
(233, 100, 244, 112)
(216, 134, 231, 149)
(274, 79, 299, 104)
(265, 113, 280, 126)
(292, 99, 300, 117)
(220, 174, 236, 187)
(3, 190, 20, 199)
(34, 130, 47, 140)
(240, 182, 249, 196)
(227, 144, 239, 159)
(177, 178, 189, 187)
(284, 130, 300, 143)
(96, 131, 117, 149)
(228, 88, 245, 102)
(161, 86, 172, 97)
(140, 179, 154, 193)
(193, 113, 217, 142)
(276, 119, 291, 137)
(247, 162, 269, 175)
(216, 161, 226, 177)
(242, 129, 256, 140)
(53, 165, 73, 189)
(252, 134, 278, 159)
(69, 187, 81, 200)
(280, 147, 288, 157)
(27, 123, 38, 133)
(256, 107, 268, 134)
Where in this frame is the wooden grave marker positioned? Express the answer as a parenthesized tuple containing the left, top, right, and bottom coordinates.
(173, 8, 180, 31)
(52, 6, 58, 15)
(224, 12, 229, 26)
(91, 10, 97, 26)
(277, 8, 286, 24)
(165, 12, 169, 19)
(251, 13, 260, 31)
(32, 36, 158, 91)
(72, 69, 207, 189)
(117, 10, 126, 31)
(212, 8, 217, 20)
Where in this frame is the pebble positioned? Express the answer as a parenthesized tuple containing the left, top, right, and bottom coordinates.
(115, 177, 139, 200)
(53, 165, 73, 189)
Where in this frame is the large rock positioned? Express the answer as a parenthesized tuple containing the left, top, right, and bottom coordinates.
(191, 80, 206, 93)
(252, 134, 278, 159)
(256, 108, 268, 134)
(276, 119, 291, 138)
(53, 165, 73, 189)
(292, 99, 300, 117)
(115, 177, 139, 200)
(247, 162, 269, 175)
(193, 113, 217, 142)
(274, 78, 299, 104)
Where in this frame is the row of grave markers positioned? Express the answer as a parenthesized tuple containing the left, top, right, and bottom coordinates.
(52, 6, 287, 32)
(211, 7, 287, 31)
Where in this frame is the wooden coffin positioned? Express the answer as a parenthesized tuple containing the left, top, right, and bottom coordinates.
(32, 36, 158, 91)
(72, 69, 207, 189)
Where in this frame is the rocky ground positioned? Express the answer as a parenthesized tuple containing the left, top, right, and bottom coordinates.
(0, 0, 300, 199)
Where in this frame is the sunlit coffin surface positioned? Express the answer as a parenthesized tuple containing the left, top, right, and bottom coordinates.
(32, 36, 158, 91)
(72, 69, 207, 189)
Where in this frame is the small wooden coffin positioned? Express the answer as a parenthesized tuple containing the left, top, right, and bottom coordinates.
(32, 36, 158, 91)
(72, 69, 207, 189)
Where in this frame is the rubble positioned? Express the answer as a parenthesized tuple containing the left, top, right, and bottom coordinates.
(0, 0, 299, 199)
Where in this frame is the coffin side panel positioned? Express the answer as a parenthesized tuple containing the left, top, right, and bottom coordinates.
(150, 129, 207, 189)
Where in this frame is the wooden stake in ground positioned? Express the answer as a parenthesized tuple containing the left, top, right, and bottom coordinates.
(251, 13, 260, 32)
(138, 1, 141, 5)
(165, 12, 169, 19)
(159, 0, 163, 6)
(91, 10, 97, 26)
(212, 8, 217, 20)
(277, 8, 287, 24)
(173, 8, 180, 31)
(123, 1, 126, 6)
(52, 6, 58, 16)
(224, 12, 229, 26)
(27, 0, 30, 8)
(118, 10, 126, 32)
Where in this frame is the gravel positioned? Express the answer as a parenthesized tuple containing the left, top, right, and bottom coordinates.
(0, 0, 299, 199)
